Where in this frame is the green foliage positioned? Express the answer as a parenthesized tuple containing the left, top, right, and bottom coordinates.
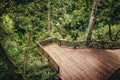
(97, 0, 120, 25)
(92, 24, 120, 41)
(0, 15, 14, 34)
(0, 0, 120, 80)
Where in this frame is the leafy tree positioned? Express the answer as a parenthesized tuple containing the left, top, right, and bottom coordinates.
(86, 0, 100, 45)
(0, 0, 120, 80)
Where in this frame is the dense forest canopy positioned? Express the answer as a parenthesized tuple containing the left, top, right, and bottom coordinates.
(0, 0, 120, 80)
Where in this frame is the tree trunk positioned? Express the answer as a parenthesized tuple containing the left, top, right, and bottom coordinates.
(109, 25, 120, 41)
(23, 34, 32, 78)
(108, 25, 114, 41)
(47, 0, 51, 31)
(86, 0, 100, 46)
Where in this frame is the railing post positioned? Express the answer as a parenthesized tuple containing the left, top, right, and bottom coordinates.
(73, 41, 76, 49)
(59, 40, 61, 46)
(58, 66, 60, 73)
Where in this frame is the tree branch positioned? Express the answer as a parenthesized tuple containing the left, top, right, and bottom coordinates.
(0, 44, 23, 78)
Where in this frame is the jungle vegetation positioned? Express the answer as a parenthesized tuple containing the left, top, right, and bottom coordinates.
(0, 0, 120, 80)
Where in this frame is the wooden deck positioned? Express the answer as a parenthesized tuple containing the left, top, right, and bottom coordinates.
(43, 43, 120, 80)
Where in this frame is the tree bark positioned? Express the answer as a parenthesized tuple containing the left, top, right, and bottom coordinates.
(86, 0, 100, 46)
(108, 25, 114, 41)
(47, 0, 51, 31)
(23, 34, 32, 78)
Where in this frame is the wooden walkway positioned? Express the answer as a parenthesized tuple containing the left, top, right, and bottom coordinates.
(43, 43, 120, 80)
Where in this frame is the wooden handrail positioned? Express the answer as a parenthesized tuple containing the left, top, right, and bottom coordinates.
(40, 38, 120, 49)
(37, 43, 59, 73)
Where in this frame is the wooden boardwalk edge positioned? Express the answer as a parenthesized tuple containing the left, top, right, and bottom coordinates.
(37, 38, 120, 80)
(37, 43, 60, 73)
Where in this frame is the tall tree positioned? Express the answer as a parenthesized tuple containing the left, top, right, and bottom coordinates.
(23, 33, 32, 78)
(47, 0, 51, 31)
(86, 0, 100, 45)
(102, 0, 120, 41)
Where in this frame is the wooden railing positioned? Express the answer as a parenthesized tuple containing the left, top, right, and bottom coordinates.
(40, 38, 59, 46)
(40, 38, 120, 49)
(88, 40, 120, 49)
(37, 43, 59, 73)
(37, 37, 120, 73)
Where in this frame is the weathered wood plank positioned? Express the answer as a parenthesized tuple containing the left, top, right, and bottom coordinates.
(43, 43, 120, 80)
(37, 43, 59, 73)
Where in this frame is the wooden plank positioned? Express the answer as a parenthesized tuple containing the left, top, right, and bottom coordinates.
(37, 43, 59, 73)
(43, 43, 120, 80)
